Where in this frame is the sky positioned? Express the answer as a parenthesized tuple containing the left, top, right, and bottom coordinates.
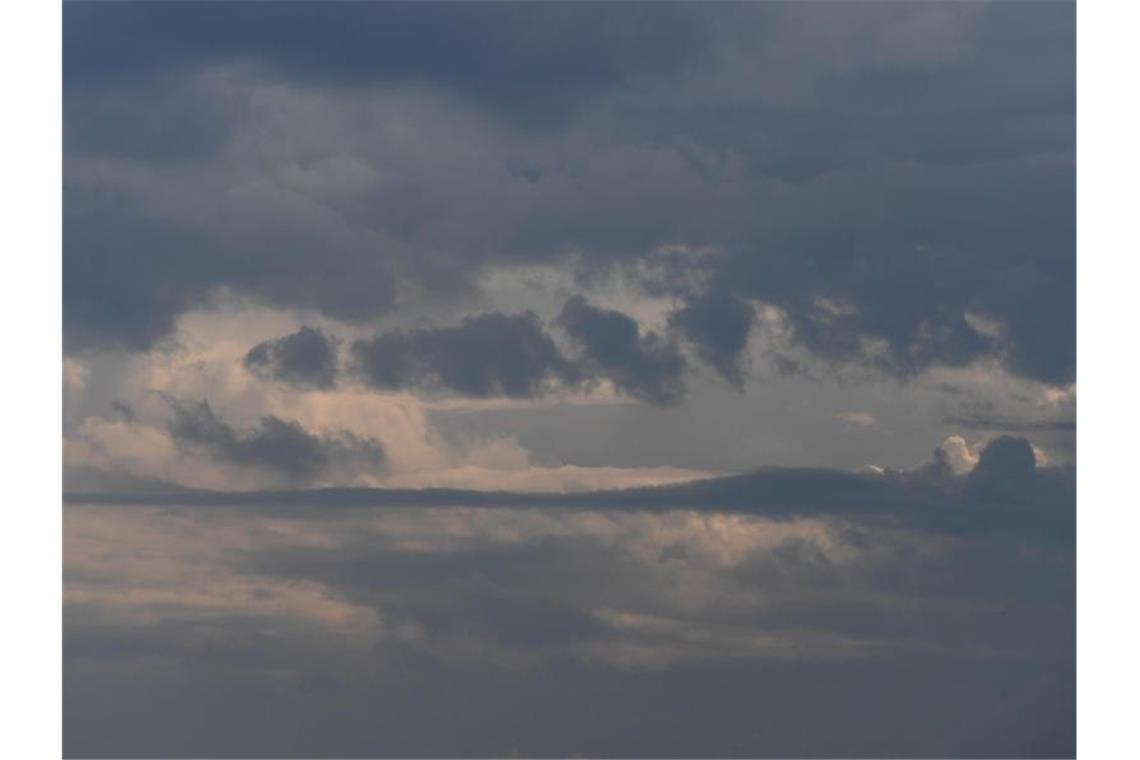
(62, 2, 1075, 757)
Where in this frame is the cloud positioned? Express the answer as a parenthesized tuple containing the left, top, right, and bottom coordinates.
(67, 435, 1073, 544)
(245, 326, 338, 389)
(558, 295, 687, 405)
(941, 408, 1076, 433)
(166, 398, 383, 482)
(63, 3, 1074, 387)
(351, 312, 581, 399)
(933, 435, 979, 475)
(64, 447, 1074, 756)
(64, 2, 704, 129)
(667, 291, 756, 385)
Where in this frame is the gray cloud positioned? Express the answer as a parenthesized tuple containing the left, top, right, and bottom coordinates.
(558, 295, 687, 406)
(668, 292, 756, 386)
(245, 326, 338, 390)
(64, 435, 1074, 757)
(350, 312, 580, 399)
(166, 398, 383, 482)
(64, 2, 704, 130)
(63, 3, 1073, 386)
(942, 403, 1076, 433)
(68, 435, 1074, 545)
(62, 5, 1077, 754)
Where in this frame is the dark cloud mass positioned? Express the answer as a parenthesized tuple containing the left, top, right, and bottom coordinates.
(63, 2, 1074, 386)
(668, 291, 756, 385)
(351, 312, 580, 399)
(166, 399, 383, 482)
(63, 2, 702, 127)
(558, 295, 687, 405)
(245, 326, 338, 389)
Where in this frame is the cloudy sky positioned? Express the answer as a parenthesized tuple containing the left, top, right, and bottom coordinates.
(62, 3, 1074, 757)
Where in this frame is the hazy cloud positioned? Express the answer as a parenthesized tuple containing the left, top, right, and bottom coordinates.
(166, 398, 383, 482)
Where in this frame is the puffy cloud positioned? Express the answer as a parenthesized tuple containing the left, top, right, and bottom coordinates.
(351, 312, 581, 399)
(244, 326, 338, 389)
(558, 295, 687, 405)
(935, 435, 979, 475)
(667, 291, 755, 385)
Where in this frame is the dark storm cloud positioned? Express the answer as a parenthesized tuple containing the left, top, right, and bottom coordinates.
(245, 326, 338, 390)
(351, 312, 580, 399)
(558, 295, 687, 406)
(166, 398, 383, 481)
(64, 2, 1074, 386)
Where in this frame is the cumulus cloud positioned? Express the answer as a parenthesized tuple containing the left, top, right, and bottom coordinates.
(667, 291, 756, 385)
(558, 295, 687, 405)
(351, 312, 581, 399)
(244, 326, 338, 389)
(935, 434, 979, 475)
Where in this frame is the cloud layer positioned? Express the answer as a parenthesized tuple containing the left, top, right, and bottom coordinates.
(64, 436, 1074, 757)
(64, 2, 1074, 385)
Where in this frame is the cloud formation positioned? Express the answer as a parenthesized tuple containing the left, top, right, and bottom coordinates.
(244, 326, 338, 389)
(64, 434, 1074, 757)
(166, 398, 383, 482)
(351, 312, 580, 399)
(558, 295, 687, 405)
(63, 2, 1074, 385)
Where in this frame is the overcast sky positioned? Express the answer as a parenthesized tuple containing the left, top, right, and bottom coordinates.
(63, 3, 1075, 757)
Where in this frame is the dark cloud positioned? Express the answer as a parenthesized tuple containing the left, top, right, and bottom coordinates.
(64, 2, 704, 128)
(63, 181, 400, 353)
(351, 312, 580, 399)
(64, 3, 1074, 386)
(256, 302, 755, 403)
(668, 292, 756, 385)
(63, 189, 213, 352)
(166, 399, 383, 482)
(558, 295, 687, 406)
(245, 326, 338, 390)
